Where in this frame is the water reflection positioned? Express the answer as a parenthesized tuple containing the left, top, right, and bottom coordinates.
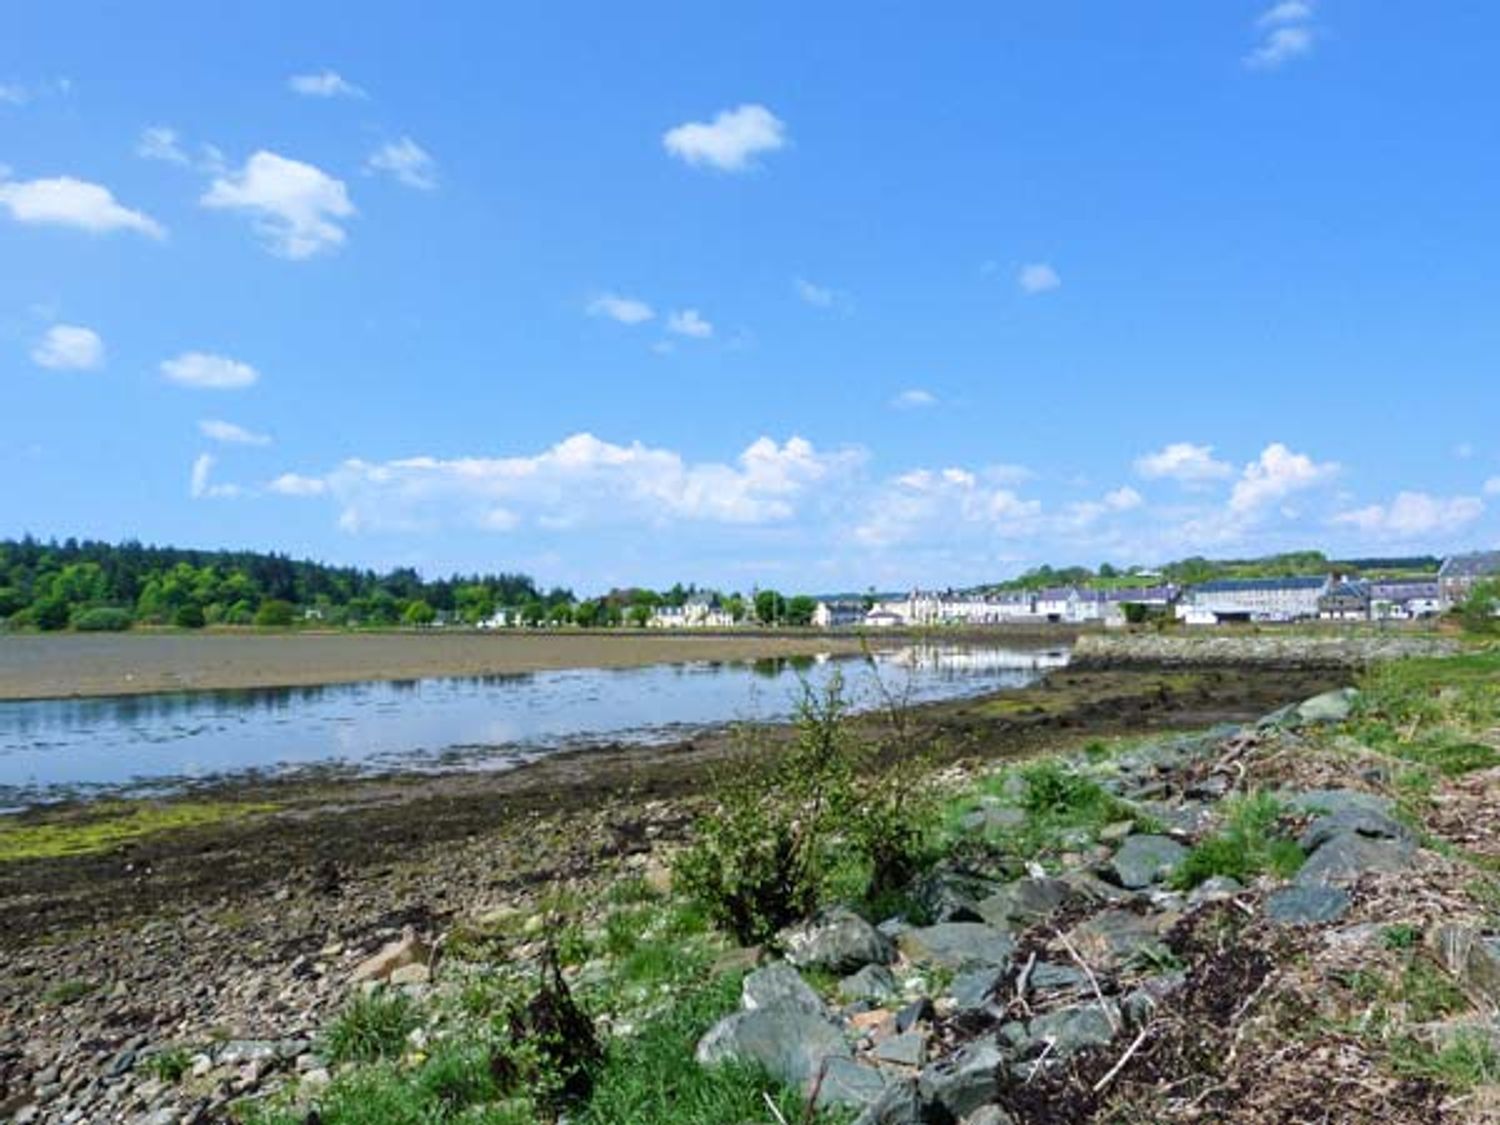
(0, 644, 1068, 806)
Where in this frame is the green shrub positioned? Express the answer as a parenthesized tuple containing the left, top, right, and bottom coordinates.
(173, 604, 206, 629)
(72, 606, 133, 632)
(1173, 791, 1304, 889)
(254, 599, 296, 628)
(33, 595, 70, 631)
(324, 990, 420, 1064)
(144, 1048, 191, 1084)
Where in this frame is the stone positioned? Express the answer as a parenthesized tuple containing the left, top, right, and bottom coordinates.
(1296, 833, 1415, 886)
(350, 927, 430, 984)
(1281, 788, 1393, 819)
(696, 1007, 850, 1089)
(962, 1109, 1017, 1125)
(913, 871, 1005, 924)
(104, 1050, 136, 1078)
(960, 806, 1028, 834)
(839, 964, 898, 1004)
(743, 962, 825, 1015)
(872, 1030, 927, 1068)
(1266, 884, 1351, 926)
(1097, 819, 1136, 843)
(1428, 925, 1500, 1010)
(1066, 910, 1173, 971)
(389, 962, 431, 987)
(1027, 962, 1088, 992)
(1121, 972, 1186, 1028)
(917, 1039, 1004, 1119)
(950, 966, 1005, 1013)
(1294, 688, 1358, 726)
(300, 1067, 331, 1093)
(976, 877, 1073, 930)
(898, 923, 1015, 970)
(814, 1057, 889, 1110)
(1027, 1003, 1119, 1057)
(851, 1077, 924, 1125)
(1187, 875, 1243, 907)
(782, 909, 896, 975)
(1298, 806, 1412, 853)
(216, 1041, 278, 1066)
(894, 997, 935, 1033)
(1109, 835, 1188, 889)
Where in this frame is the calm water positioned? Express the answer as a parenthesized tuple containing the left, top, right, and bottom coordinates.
(0, 644, 1068, 807)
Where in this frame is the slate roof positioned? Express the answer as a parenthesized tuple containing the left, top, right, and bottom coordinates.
(1194, 577, 1327, 593)
(1439, 552, 1500, 579)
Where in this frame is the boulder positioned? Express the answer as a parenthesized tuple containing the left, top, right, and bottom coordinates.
(917, 1039, 1004, 1119)
(1109, 835, 1188, 889)
(1428, 925, 1500, 1010)
(851, 1077, 924, 1125)
(1266, 884, 1351, 926)
(1281, 788, 1393, 818)
(813, 1056, 889, 1111)
(1026, 1003, 1119, 1057)
(1027, 962, 1088, 992)
(872, 1030, 927, 1068)
(1298, 806, 1412, 853)
(1187, 875, 1243, 907)
(350, 927, 430, 984)
(696, 1006, 850, 1089)
(1121, 971, 1186, 1028)
(782, 909, 896, 975)
(1066, 910, 1173, 971)
(950, 966, 1006, 1013)
(913, 871, 1005, 924)
(898, 923, 1014, 971)
(743, 962, 825, 1015)
(1296, 833, 1415, 886)
(1293, 688, 1358, 726)
(976, 877, 1074, 930)
(839, 964, 899, 1004)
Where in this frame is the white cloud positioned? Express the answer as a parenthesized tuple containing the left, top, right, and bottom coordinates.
(794, 277, 854, 312)
(162, 351, 259, 390)
(271, 433, 863, 533)
(366, 137, 437, 190)
(269, 472, 327, 497)
(588, 293, 654, 325)
(136, 125, 189, 165)
(1333, 492, 1484, 538)
(891, 389, 937, 410)
(199, 419, 270, 446)
(0, 173, 165, 238)
(201, 151, 354, 259)
(1134, 442, 1234, 484)
(857, 465, 1042, 547)
(1229, 442, 1339, 514)
(667, 309, 714, 339)
(288, 70, 364, 99)
(31, 324, 104, 371)
(0, 78, 70, 106)
(1246, 3, 1316, 69)
(1104, 486, 1144, 511)
(1486, 478, 1500, 497)
(1063, 486, 1145, 530)
(663, 104, 787, 172)
(0, 83, 28, 106)
(189, 453, 240, 499)
(1018, 263, 1061, 294)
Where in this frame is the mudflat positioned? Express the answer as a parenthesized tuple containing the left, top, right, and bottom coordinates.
(0, 631, 897, 701)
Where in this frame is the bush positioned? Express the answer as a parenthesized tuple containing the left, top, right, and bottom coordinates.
(72, 606, 133, 632)
(254, 599, 296, 628)
(33, 595, 70, 631)
(173, 604, 206, 629)
(324, 990, 420, 1064)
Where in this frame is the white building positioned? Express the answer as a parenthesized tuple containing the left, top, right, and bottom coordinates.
(812, 599, 867, 628)
(1368, 580, 1442, 621)
(477, 608, 513, 629)
(649, 593, 735, 629)
(1179, 576, 1329, 624)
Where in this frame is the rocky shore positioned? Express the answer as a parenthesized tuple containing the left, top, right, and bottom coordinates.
(1073, 631, 1458, 669)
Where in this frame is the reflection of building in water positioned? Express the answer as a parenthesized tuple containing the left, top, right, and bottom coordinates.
(872, 645, 1071, 675)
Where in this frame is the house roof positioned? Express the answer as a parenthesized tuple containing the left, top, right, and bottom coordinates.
(1439, 552, 1500, 579)
(1369, 580, 1440, 599)
(1194, 577, 1327, 593)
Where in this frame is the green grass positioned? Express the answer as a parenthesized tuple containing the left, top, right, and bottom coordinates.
(0, 800, 276, 861)
(324, 990, 421, 1064)
(1172, 791, 1304, 889)
(143, 1047, 192, 1084)
(1380, 924, 1421, 951)
(41, 979, 96, 1005)
(1390, 1030, 1500, 1093)
(1395, 959, 1470, 1023)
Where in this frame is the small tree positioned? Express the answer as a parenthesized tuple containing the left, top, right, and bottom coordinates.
(254, 599, 296, 628)
(173, 603, 206, 629)
(1460, 579, 1500, 635)
(403, 599, 437, 626)
(785, 595, 817, 626)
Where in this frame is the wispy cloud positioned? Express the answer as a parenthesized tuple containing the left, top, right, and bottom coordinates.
(199, 419, 271, 446)
(189, 453, 241, 499)
(366, 137, 438, 190)
(1017, 262, 1061, 295)
(31, 324, 104, 371)
(0, 173, 165, 238)
(162, 351, 259, 390)
(288, 70, 365, 99)
(891, 389, 937, 410)
(201, 151, 355, 259)
(667, 309, 714, 339)
(588, 293, 654, 326)
(1333, 491, 1484, 538)
(1245, 2, 1317, 69)
(663, 104, 787, 172)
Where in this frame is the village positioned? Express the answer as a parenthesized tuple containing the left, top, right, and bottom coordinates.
(638, 549, 1500, 631)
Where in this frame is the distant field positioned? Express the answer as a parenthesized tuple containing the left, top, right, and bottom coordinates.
(0, 632, 894, 701)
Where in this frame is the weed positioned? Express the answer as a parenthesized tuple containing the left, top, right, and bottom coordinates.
(1173, 791, 1304, 889)
(1396, 959, 1469, 1022)
(324, 990, 420, 1064)
(1381, 923, 1421, 951)
(1390, 1030, 1500, 1093)
(143, 1047, 191, 1084)
(41, 979, 95, 1006)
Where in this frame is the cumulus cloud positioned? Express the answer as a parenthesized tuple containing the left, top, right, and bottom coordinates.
(199, 419, 270, 446)
(1246, 2, 1316, 69)
(663, 104, 786, 172)
(1229, 443, 1339, 515)
(856, 466, 1042, 547)
(588, 293, 654, 325)
(1018, 263, 1061, 294)
(201, 151, 354, 259)
(366, 137, 437, 190)
(0, 173, 164, 238)
(189, 453, 240, 499)
(891, 389, 937, 409)
(1134, 442, 1234, 484)
(31, 324, 104, 371)
(1063, 486, 1145, 530)
(269, 472, 327, 497)
(271, 433, 863, 533)
(667, 309, 714, 339)
(162, 351, 259, 390)
(1333, 492, 1484, 538)
(288, 70, 364, 98)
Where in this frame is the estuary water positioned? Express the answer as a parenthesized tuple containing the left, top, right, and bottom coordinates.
(0, 643, 1068, 807)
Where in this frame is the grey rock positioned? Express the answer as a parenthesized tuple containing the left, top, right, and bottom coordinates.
(814, 1056, 889, 1110)
(918, 1039, 1004, 1118)
(899, 923, 1015, 970)
(950, 966, 1005, 1012)
(895, 997, 935, 1033)
(913, 871, 1005, 924)
(696, 1006, 850, 1089)
(1428, 925, 1500, 1009)
(1293, 688, 1358, 726)
(1110, 835, 1188, 889)
(839, 964, 898, 1004)
(1297, 833, 1415, 886)
(1266, 884, 1351, 926)
(1121, 971, 1187, 1028)
(1187, 875, 1243, 907)
(1281, 788, 1394, 819)
(1027, 961, 1088, 991)
(782, 909, 896, 975)
(961, 806, 1027, 834)
(851, 1077, 924, 1125)
(743, 962, 825, 1015)
(976, 877, 1073, 930)
(105, 1050, 136, 1078)
(962, 1109, 1017, 1125)
(1027, 1003, 1119, 1057)
(1298, 806, 1412, 853)
(1066, 909, 1172, 970)
(872, 1030, 927, 1068)
(216, 1041, 279, 1066)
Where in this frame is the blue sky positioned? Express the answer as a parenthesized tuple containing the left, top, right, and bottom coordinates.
(3, 2, 1498, 593)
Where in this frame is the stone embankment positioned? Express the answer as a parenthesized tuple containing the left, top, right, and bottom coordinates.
(1072, 631, 1458, 670)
